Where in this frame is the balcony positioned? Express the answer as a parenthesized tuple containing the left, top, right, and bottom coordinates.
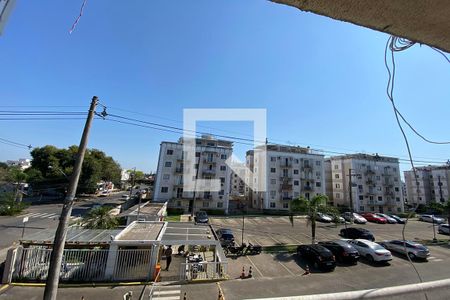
(366, 180, 375, 186)
(280, 184, 293, 191)
(202, 194, 212, 200)
(203, 158, 216, 164)
(280, 196, 293, 201)
(365, 169, 375, 176)
(280, 176, 292, 182)
(302, 165, 313, 171)
(202, 169, 216, 175)
(280, 162, 292, 168)
(175, 168, 184, 174)
(304, 186, 313, 191)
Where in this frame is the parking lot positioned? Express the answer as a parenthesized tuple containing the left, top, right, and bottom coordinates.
(210, 216, 450, 299)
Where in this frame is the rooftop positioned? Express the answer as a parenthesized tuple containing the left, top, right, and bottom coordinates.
(116, 221, 164, 241)
(161, 222, 217, 244)
(21, 227, 122, 245)
(118, 202, 164, 218)
(329, 153, 398, 163)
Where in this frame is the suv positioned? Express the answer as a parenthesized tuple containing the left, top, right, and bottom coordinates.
(297, 244, 336, 271)
(438, 224, 449, 234)
(194, 211, 209, 224)
(340, 227, 375, 241)
(318, 240, 360, 264)
(216, 228, 235, 247)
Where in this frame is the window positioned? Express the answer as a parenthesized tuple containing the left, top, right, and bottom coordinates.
(294, 180, 299, 186)
(335, 174, 340, 179)
(220, 177, 225, 183)
(195, 152, 200, 157)
(221, 154, 227, 160)
(283, 203, 289, 209)
(163, 174, 170, 180)
(164, 161, 172, 168)
(315, 182, 321, 187)
(203, 201, 209, 208)
(270, 157, 276, 162)
(376, 176, 380, 180)
(294, 192, 299, 197)
(219, 190, 224, 195)
(315, 160, 321, 166)
(166, 149, 173, 155)
(176, 201, 181, 207)
(393, 167, 397, 172)
(217, 202, 223, 208)
(395, 187, 399, 192)
(270, 179, 276, 185)
(270, 191, 276, 198)
(334, 164, 339, 170)
(377, 187, 382, 191)
(359, 195, 363, 200)
(369, 196, 374, 200)
(378, 196, 383, 201)
(220, 166, 226, 171)
(271, 168, 276, 173)
(294, 159, 299, 164)
(316, 172, 321, 177)
(335, 183, 340, 189)
(359, 206, 364, 212)
(335, 193, 340, 199)
(397, 207, 401, 212)
(293, 169, 299, 175)
(161, 187, 168, 193)
(396, 197, 400, 202)
(270, 202, 276, 208)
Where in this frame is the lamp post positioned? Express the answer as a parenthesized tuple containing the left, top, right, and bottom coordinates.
(48, 165, 69, 180)
(432, 215, 438, 243)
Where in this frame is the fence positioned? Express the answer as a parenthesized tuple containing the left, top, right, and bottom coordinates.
(12, 247, 153, 282)
(179, 261, 228, 281)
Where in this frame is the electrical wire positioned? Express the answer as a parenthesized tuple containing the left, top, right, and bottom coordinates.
(0, 137, 32, 149)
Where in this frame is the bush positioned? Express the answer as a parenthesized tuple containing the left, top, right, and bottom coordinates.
(167, 208, 184, 215)
(0, 193, 28, 216)
(396, 212, 416, 218)
(203, 209, 226, 216)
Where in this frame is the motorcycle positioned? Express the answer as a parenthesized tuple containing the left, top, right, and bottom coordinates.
(224, 242, 247, 256)
(245, 242, 262, 255)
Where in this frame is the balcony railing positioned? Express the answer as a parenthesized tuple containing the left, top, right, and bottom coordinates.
(280, 184, 293, 191)
(280, 176, 292, 182)
(203, 159, 216, 164)
(365, 170, 375, 175)
(280, 196, 293, 201)
(202, 169, 216, 175)
(304, 186, 312, 191)
(175, 168, 184, 174)
(280, 163, 292, 168)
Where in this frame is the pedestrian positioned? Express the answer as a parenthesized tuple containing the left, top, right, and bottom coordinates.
(164, 245, 173, 271)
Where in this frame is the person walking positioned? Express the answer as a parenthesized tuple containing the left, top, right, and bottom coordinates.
(164, 245, 173, 271)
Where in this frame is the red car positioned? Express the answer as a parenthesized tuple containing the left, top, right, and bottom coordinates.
(361, 213, 387, 224)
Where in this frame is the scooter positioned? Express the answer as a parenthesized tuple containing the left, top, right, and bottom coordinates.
(245, 243, 262, 255)
(224, 242, 247, 256)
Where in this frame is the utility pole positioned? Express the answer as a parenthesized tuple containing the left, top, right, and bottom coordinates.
(191, 156, 200, 217)
(137, 191, 142, 220)
(129, 167, 136, 199)
(43, 96, 98, 300)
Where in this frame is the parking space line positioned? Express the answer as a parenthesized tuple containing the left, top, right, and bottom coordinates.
(245, 255, 264, 278)
(269, 235, 282, 244)
(270, 254, 296, 276)
(285, 235, 302, 244)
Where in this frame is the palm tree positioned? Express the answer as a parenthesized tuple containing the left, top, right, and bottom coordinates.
(289, 194, 339, 244)
(83, 206, 119, 229)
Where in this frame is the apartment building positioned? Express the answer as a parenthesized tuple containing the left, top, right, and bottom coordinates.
(230, 162, 246, 199)
(153, 135, 233, 213)
(325, 154, 404, 214)
(404, 165, 450, 206)
(246, 144, 325, 211)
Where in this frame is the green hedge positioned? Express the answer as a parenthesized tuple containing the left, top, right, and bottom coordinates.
(167, 208, 184, 215)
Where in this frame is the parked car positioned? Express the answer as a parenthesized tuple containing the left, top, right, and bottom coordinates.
(318, 240, 360, 264)
(375, 213, 397, 224)
(438, 224, 450, 234)
(388, 215, 407, 224)
(344, 239, 392, 263)
(194, 211, 209, 224)
(378, 240, 430, 260)
(316, 212, 333, 223)
(340, 227, 375, 241)
(361, 213, 387, 224)
(121, 194, 130, 200)
(419, 214, 445, 224)
(342, 212, 367, 224)
(296, 244, 336, 271)
(216, 228, 235, 246)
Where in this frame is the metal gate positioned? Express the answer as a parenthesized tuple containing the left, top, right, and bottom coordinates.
(113, 249, 153, 281)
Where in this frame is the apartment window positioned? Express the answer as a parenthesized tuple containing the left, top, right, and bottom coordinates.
(369, 196, 374, 201)
(393, 168, 397, 172)
(217, 202, 223, 208)
(394, 177, 398, 182)
(294, 192, 299, 197)
(377, 187, 382, 191)
(271, 168, 276, 173)
(293, 169, 299, 175)
(270, 179, 276, 185)
(161, 187, 168, 193)
(359, 206, 365, 212)
(203, 202, 209, 208)
(395, 187, 399, 192)
(315, 182, 321, 187)
(359, 195, 363, 200)
(315, 161, 321, 166)
(370, 206, 375, 211)
(294, 159, 299, 164)
(294, 180, 299, 186)
(233, 185, 237, 189)
(195, 152, 200, 157)
(166, 149, 173, 155)
(164, 161, 172, 168)
(283, 203, 289, 209)
(378, 196, 383, 201)
(270, 157, 276, 162)
(163, 174, 170, 180)
(221, 154, 227, 160)
(220, 166, 226, 171)
(376, 176, 380, 180)
(270, 202, 276, 208)
(195, 164, 199, 169)
(270, 191, 276, 198)
(396, 197, 400, 202)
(220, 177, 225, 183)
(358, 185, 363, 190)
(334, 164, 339, 170)
(335, 193, 340, 199)
(282, 169, 288, 177)
(316, 172, 321, 177)
(335, 174, 340, 179)
(335, 183, 340, 189)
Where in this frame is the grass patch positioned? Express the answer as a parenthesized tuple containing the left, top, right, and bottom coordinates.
(262, 244, 298, 253)
(165, 215, 181, 222)
(417, 239, 450, 246)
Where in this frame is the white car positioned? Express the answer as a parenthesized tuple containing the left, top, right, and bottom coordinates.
(419, 214, 445, 224)
(438, 224, 449, 234)
(344, 239, 392, 263)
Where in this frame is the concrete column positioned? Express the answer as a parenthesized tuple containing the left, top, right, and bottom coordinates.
(104, 244, 118, 280)
(1, 247, 18, 284)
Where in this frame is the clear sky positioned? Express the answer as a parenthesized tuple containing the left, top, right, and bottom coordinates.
(1, 0, 449, 174)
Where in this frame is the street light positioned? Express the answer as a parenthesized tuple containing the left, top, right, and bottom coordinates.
(432, 215, 438, 243)
(48, 165, 69, 180)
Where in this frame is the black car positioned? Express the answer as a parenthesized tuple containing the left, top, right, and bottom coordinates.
(216, 228, 235, 247)
(194, 211, 209, 224)
(318, 240, 360, 264)
(340, 227, 375, 241)
(296, 244, 336, 271)
(388, 215, 406, 224)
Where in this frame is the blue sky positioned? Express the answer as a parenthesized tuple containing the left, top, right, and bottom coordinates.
(1, 0, 449, 174)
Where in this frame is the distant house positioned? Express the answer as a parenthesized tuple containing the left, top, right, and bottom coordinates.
(6, 159, 31, 170)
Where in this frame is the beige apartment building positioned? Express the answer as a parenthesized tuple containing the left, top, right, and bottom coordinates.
(404, 165, 450, 206)
(325, 154, 404, 214)
(153, 135, 233, 213)
(246, 144, 325, 211)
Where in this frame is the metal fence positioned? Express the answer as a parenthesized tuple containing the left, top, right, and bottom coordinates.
(12, 247, 153, 282)
(179, 261, 228, 281)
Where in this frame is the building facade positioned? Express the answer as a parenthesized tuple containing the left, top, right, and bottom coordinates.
(404, 165, 450, 206)
(153, 136, 233, 213)
(325, 154, 404, 214)
(246, 144, 325, 211)
(6, 159, 31, 170)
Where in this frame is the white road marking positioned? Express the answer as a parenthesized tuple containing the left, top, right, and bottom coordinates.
(246, 255, 264, 278)
(270, 254, 296, 276)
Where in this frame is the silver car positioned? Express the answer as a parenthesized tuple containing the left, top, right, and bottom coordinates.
(438, 224, 449, 235)
(419, 214, 445, 224)
(376, 213, 397, 224)
(379, 240, 430, 260)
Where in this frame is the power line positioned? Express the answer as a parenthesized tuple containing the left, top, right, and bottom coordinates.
(0, 137, 32, 149)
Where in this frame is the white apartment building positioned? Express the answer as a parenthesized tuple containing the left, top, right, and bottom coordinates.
(325, 154, 404, 214)
(404, 165, 450, 206)
(246, 144, 325, 211)
(230, 162, 246, 199)
(6, 159, 31, 170)
(153, 135, 233, 213)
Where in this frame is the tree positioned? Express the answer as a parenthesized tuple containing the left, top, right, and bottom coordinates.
(6, 167, 28, 202)
(0, 192, 28, 215)
(289, 194, 339, 244)
(83, 206, 119, 229)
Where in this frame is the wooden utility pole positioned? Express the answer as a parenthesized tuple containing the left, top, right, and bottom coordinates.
(43, 96, 98, 300)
